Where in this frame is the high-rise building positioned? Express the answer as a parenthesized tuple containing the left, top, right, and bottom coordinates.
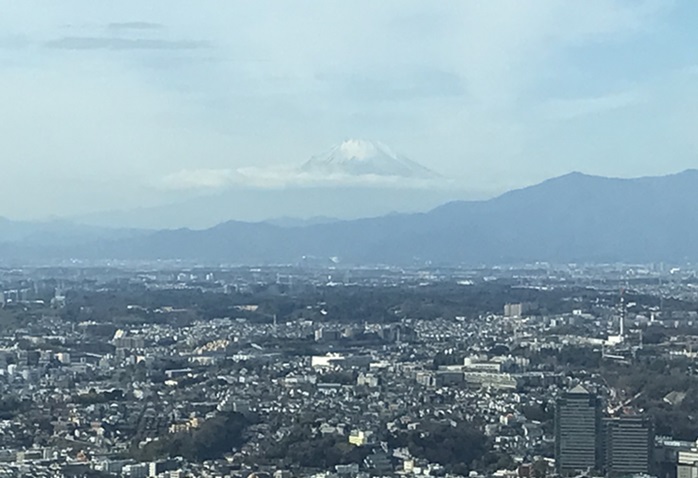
(555, 385, 602, 475)
(604, 416, 653, 477)
(504, 303, 525, 318)
(677, 448, 698, 478)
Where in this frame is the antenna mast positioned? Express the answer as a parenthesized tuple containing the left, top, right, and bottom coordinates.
(619, 287, 626, 338)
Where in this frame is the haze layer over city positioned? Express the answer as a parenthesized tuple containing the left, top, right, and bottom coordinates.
(1, 2, 698, 478)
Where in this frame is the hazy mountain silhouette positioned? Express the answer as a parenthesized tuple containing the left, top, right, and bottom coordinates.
(3, 170, 698, 265)
(74, 186, 459, 230)
(0, 217, 146, 246)
(263, 216, 340, 228)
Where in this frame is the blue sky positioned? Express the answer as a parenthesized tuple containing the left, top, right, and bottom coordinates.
(0, 1, 697, 219)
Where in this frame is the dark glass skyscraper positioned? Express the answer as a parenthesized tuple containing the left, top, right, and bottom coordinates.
(604, 416, 653, 477)
(555, 385, 602, 475)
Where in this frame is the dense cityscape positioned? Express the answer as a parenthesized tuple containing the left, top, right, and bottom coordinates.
(5, 1, 698, 478)
(0, 263, 697, 477)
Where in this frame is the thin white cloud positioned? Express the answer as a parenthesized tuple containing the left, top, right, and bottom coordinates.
(159, 165, 451, 191)
(542, 89, 645, 120)
(160, 168, 240, 190)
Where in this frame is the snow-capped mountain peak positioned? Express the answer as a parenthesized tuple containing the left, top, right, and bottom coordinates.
(336, 139, 394, 161)
(299, 139, 439, 179)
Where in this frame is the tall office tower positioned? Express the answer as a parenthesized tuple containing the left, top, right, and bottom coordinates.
(604, 416, 653, 477)
(555, 385, 602, 475)
(677, 448, 698, 478)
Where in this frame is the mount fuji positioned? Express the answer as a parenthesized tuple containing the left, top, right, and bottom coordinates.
(74, 140, 459, 229)
(299, 139, 440, 179)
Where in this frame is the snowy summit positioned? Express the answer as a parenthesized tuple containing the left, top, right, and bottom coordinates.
(299, 139, 439, 179)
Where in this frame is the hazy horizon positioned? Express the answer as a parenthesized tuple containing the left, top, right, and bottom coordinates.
(2, 1, 698, 224)
(11, 166, 698, 230)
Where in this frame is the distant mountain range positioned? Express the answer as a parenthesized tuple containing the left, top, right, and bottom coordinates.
(3, 169, 698, 265)
(0, 218, 145, 247)
(75, 187, 456, 230)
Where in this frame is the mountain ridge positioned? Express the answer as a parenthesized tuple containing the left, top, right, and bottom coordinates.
(2, 169, 698, 265)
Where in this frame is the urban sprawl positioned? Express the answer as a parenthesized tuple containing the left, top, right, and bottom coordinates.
(0, 263, 696, 478)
